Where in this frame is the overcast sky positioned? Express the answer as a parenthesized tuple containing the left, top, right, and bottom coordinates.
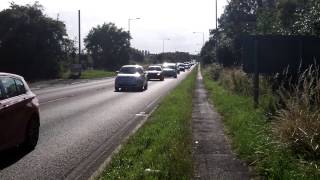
(0, 0, 228, 54)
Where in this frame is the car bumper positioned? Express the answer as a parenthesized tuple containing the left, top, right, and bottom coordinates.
(163, 72, 176, 77)
(147, 73, 163, 79)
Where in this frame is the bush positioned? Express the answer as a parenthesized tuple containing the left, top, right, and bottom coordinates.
(207, 63, 222, 80)
(208, 64, 278, 114)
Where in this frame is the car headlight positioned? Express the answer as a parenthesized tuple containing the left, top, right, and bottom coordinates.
(157, 73, 161, 76)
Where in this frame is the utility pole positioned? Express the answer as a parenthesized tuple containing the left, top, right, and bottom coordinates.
(215, 0, 219, 64)
(78, 10, 81, 64)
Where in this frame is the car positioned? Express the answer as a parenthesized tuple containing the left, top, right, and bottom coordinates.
(177, 63, 185, 72)
(183, 62, 191, 70)
(115, 65, 148, 91)
(162, 63, 178, 78)
(146, 65, 164, 81)
(0, 73, 40, 152)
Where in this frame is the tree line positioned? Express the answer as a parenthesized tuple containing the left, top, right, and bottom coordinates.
(0, 2, 155, 81)
(201, 0, 320, 67)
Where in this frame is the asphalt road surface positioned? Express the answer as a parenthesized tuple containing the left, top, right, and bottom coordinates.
(0, 68, 193, 180)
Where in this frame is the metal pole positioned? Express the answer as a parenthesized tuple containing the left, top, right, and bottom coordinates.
(215, 0, 217, 30)
(202, 32, 204, 46)
(78, 10, 81, 64)
(215, 0, 218, 64)
(128, 19, 130, 34)
(162, 39, 164, 53)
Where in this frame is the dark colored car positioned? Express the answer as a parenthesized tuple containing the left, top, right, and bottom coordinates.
(0, 73, 40, 152)
(146, 65, 164, 81)
(177, 63, 185, 72)
(162, 63, 178, 78)
(115, 65, 148, 91)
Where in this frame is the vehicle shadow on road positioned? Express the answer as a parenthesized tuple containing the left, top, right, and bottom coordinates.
(114, 89, 145, 93)
(0, 147, 32, 170)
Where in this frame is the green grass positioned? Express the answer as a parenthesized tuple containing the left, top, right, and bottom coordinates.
(202, 68, 320, 179)
(80, 69, 115, 79)
(99, 68, 197, 180)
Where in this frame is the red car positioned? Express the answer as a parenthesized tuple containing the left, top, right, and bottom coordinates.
(0, 73, 40, 151)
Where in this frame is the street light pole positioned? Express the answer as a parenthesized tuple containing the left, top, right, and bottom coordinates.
(193, 32, 205, 46)
(128, 17, 140, 34)
(216, 0, 218, 30)
(162, 38, 170, 53)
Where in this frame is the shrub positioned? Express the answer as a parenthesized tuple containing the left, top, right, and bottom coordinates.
(208, 63, 223, 80)
(207, 64, 277, 113)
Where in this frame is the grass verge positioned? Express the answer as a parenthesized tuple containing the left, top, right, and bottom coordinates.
(80, 69, 115, 79)
(99, 68, 197, 180)
(202, 68, 320, 179)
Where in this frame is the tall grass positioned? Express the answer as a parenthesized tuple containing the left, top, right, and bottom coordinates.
(99, 69, 197, 180)
(207, 64, 277, 114)
(274, 65, 320, 160)
(205, 63, 320, 178)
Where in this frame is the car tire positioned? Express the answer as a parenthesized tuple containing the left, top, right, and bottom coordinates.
(160, 77, 164, 81)
(174, 75, 177, 78)
(23, 116, 39, 150)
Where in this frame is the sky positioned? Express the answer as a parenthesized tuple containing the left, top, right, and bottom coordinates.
(0, 0, 228, 54)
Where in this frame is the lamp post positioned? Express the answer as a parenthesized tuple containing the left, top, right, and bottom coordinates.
(128, 17, 140, 34)
(193, 32, 205, 46)
(162, 38, 170, 53)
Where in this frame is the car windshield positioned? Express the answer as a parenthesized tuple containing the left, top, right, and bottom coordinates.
(165, 65, 175, 69)
(119, 67, 137, 74)
(148, 67, 161, 71)
(163, 64, 175, 69)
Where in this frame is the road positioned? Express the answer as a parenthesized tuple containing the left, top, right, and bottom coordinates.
(0, 69, 193, 180)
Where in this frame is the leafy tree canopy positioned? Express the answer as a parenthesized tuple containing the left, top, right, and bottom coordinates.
(0, 2, 72, 80)
(84, 23, 130, 70)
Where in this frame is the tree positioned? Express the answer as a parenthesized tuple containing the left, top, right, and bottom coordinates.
(0, 2, 72, 80)
(200, 39, 215, 65)
(84, 23, 130, 70)
(156, 52, 191, 63)
(129, 48, 145, 63)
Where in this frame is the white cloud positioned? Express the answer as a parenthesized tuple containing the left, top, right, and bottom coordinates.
(0, 0, 228, 53)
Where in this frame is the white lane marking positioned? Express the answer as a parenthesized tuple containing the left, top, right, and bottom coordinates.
(135, 112, 147, 116)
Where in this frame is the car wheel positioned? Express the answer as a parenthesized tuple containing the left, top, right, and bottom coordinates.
(174, 75, 177, 78)
(23, 116, 39, 150)
(160, 77, 164, 81)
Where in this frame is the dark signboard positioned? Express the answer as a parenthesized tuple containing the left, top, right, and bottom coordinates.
(242, 35, 320, 74)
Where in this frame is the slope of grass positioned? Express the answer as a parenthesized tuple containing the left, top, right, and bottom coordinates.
(202, 68, 320, 179)
(99, 69, 197, 180)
